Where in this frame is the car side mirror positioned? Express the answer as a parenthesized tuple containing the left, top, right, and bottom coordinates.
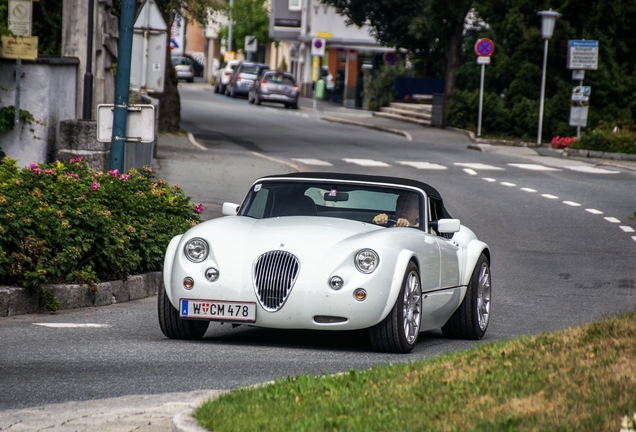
(431, 219, 461, 233)
(222, 202, 240, 216)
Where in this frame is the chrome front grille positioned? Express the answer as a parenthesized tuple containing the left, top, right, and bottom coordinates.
(253, 250, 300, 311)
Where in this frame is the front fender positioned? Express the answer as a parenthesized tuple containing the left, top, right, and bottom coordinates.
(461, 241, 490, 286)
(377, 250, 416, 322)
(162, 234, 183, 306)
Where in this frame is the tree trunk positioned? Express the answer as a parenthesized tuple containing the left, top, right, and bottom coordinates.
(148, 17, 181, 133)
(442, 18, 466, 125)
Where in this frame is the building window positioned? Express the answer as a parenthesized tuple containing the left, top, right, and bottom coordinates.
(289, 0, 301, 12)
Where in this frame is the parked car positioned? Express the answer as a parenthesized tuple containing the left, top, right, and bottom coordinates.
(183, 53, 204, 77)
(159, 172, 492, 354)
(248, 70, 299, 109)
(226, 62, 269, 98)
(171, 56, 195, 82)
(213, 60, 240, 94)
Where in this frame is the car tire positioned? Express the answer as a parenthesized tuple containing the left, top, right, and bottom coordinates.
(369, 262, 422, 353)
(442, 253, 491, 340)
(158, 284, 209, 340)
(254, 94, 261, 105)
(214, 84, 219, 93)
(229, 85, 236, 98)
(220, 84, 226, 94)
(291, 102, 298, 110)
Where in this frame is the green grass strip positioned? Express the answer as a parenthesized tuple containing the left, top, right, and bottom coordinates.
(195, 310, 636, 431)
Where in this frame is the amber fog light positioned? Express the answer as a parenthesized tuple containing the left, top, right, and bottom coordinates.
(354, 288, 367, 301)
(183, 277, 194, 290)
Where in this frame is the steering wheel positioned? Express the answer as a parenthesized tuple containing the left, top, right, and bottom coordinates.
(386, 217, 398, 226)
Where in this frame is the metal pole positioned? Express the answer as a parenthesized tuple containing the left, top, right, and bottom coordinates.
(109, 0, 136, 172)
(228, 0, 233, 52)
(82, 0, 94, 120)
(14, 60, 21, 124)
(537, 38, 549, 146)
(576, 77, 583, 138)
(477, 63, 485, 137)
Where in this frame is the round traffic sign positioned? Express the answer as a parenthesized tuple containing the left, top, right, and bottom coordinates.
(313, 39, 323, 49)
(475, 38, 495, 57)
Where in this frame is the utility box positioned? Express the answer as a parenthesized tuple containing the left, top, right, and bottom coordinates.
(315, 79, 325, 99)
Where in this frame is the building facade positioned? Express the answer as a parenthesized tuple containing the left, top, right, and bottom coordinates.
(270, 0, 392, 108)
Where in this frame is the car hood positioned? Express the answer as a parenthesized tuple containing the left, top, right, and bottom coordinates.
(184, 216, 386, 261)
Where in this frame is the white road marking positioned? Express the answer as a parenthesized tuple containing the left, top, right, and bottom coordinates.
(500, 182, 516, 187)
(604, 217, 621, 223)
(343, 158, 390, 167)
(620, 226, 635, 233)
(585, 209, 603, 215)
(508, 163, 561, 171)
(483, 178, 497, 182)
(542, 194, 559, 199)
(565, 166, 620, 174)
(292, 158, 333, 166)
(563, 201, 581, 207)
(454, 163, 504, 170)
(632, 236, 636, 243)
(397, 161, 448, 170)
(463, 169, 478, 176)
(521, 187, 537, 193)
(33, 323, 110, 328)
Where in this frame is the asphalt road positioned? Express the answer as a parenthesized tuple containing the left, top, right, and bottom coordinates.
(1, 84, 635, 429)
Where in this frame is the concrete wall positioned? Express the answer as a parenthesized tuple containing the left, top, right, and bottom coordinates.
(0, 58, 79, 167)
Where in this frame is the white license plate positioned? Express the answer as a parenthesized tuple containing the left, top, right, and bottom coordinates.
(180, 299, 256, 322)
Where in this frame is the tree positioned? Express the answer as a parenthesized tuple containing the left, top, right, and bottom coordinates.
(319, 0, 474, 108)
(215, 0, 272, 59)
(452, 0, 636, 140)
(149, 0, 221, 132)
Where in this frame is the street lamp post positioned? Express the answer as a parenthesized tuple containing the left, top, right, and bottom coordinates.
(536, 9, 561, 146)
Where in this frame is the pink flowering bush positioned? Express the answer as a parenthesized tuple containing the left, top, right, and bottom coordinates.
(550, 136, 577, 149)
(0, 157, 202, 310)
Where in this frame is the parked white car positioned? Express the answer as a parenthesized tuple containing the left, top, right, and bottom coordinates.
(213, 60, 240, 94)
(159, 172, 492, 353)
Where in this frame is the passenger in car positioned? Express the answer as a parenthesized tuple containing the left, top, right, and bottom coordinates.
(373, 194, 419, 227)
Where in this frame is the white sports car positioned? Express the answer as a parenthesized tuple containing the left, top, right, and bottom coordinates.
(159, 173, 491, 353)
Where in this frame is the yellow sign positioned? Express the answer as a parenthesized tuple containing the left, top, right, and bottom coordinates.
(0, 35, 38, 60)
(224, 51, 235, 61)
(316, 32, 332, 39)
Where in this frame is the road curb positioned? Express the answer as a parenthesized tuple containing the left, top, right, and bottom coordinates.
(320, 116, 413, 141)
(0, 272, 162, 317)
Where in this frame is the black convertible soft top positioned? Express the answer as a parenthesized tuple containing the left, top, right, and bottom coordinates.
(256, 172, 453, 219)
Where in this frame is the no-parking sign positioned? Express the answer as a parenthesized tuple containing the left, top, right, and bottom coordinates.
(311, 38, 326, 57)
(474, 38, 495, 57)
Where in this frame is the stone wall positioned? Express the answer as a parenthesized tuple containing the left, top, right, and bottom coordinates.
(0, 58, 79, 166)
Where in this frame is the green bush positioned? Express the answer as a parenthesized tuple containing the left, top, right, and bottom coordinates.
(0, 157, 202, 310)
(571, 121, 636, 154)
(368, 64, 398, 111)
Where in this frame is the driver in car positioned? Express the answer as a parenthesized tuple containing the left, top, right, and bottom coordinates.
(373, 194, 419, 227)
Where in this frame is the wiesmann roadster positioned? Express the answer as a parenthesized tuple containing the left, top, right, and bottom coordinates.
(159, 172, 491, 353)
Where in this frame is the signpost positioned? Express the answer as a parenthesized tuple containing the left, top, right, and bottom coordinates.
(130, 0, 168, 94)
(311, 38, 326, 110)
(567, 40, 598, 137)
(474, 38, 494, 137)
(244, 36, 257, 61)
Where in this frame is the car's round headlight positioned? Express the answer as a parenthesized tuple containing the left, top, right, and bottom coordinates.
(355, 249, 379, 274)
(205, 267, 219, 282)
(329, 276, 344, 290)
(184, 238, 208, 263)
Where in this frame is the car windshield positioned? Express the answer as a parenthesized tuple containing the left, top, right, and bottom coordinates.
(239, 181, 423, 226)
(265, 74, 294, 84)
(172, 57, 189, 65)
(241, 65, 263, 75)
